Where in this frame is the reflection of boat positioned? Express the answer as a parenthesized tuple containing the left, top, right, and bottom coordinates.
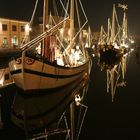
(8, 0, 92, 134)
(11, 75, 89, 131)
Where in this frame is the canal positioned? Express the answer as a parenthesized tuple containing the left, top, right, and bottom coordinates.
(0, 48, 140, 140)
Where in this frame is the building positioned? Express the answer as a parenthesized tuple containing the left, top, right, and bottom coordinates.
(0, 18, 30, 48)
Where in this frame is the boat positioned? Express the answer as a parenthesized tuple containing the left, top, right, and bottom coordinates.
(97, 4, 131, 102)
(8, 0, 92, 132)
(97, 3, 129, 70)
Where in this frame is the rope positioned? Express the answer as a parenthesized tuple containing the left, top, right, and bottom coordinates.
(21, 0, 39, 46)
(21, 17, 69, 52)
(30, 0, 39, 27)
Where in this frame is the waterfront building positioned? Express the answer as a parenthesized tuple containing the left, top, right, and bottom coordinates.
(0, 18, 29, 48)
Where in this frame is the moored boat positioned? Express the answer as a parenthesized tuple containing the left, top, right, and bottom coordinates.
(8, 0, 92, 132)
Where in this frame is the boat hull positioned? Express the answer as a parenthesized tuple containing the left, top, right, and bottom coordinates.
(9, 55, 91, 92)
(98, 46, 123, 69)
(9, 54, 91, 130)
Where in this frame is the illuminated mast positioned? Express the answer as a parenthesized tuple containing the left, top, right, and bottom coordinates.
(118, 3, 128, 47)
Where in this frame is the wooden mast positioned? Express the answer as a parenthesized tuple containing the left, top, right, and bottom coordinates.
(70, 0, 74, 49)
(111, 4, 115, 44)
(120, 4, 128, 46)
(42, 0, 48, 56)
(43, 0, 48, 32)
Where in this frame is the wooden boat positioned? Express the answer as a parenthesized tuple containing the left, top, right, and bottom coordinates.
(97, 4, 128, 70)
(9, 0, 91, 93)
(9, 0, 92, 131)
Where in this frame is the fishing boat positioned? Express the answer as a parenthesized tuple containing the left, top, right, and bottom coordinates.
(97, 4, 131, 102)
(9, 0, 92, 132)
(98, 4, 128, 70)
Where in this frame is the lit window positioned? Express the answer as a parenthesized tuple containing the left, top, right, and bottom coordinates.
(2, 37, 8, 47)
(2, 24, 7, 31)
(11, 36, 18, 47)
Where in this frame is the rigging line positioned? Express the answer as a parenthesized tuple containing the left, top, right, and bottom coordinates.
(75, 88, 85, 138)
(61, 0, 69, 32)
(21, 17, 69, 51)
(65, 0, 88, 51)
(53, 0, 59, 17)
(21, 0, 38, 46)
(113, 65, 121, 95)
(30, 0, 39, 27)
(75, 0, 81, 28)
(75, 0, 89, 41)
(56, 35, 71, 65)
(60, 0, 69, 18)
(21, 0, 39, 47)
(20, 0, 69, 51)
(76, 103, 88, 140)
(114, 5, 121, 29)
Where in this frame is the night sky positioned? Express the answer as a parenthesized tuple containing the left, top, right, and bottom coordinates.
(0, 0, 140, 35)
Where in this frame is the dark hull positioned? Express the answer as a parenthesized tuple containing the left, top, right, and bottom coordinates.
(98, 47, 123, 69)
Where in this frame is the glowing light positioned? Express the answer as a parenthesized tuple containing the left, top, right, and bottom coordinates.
(25, 24, 31, 35)
(75, 94, 81, 106)
(57, 57, 64, 66)
(46, 24, 49, 29)
(114, 43, 119, 49)
(36, 44, 41, 54)
(120, 43, 129, 48)
(130, 40, 134, 44)
(85, 43, 88, 48)
(124, 44, 129, 48)
(60, 28, 64, 35)
(92, 45, 95, 49)
(0, 77, 4, 86)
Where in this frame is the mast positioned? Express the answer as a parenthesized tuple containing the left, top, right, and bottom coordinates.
(43, 0, 49, 32)
(70, 0, 74, 49)
(111, 4, 116, 44)
(118, 3, 128, 45)
(107, 18, 111, 44)
(98, 25, 107, 45)
(42, 0, 48, 56)
(88, 26, 91, 48)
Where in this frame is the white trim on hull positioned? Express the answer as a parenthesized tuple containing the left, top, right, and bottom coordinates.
(9, 56, 90, 91)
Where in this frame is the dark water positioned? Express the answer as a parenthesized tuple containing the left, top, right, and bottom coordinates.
(0, 49, 140, 140)
(79, 49, 140, 140)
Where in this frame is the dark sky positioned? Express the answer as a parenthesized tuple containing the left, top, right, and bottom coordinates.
(0, 0, 140, 35)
